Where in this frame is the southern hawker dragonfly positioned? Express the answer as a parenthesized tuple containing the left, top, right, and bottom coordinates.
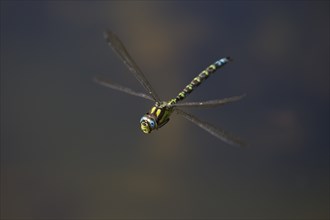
(95, 31, 246, 147)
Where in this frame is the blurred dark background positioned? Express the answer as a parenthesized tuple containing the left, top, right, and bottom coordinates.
(1, 1, 329, 219)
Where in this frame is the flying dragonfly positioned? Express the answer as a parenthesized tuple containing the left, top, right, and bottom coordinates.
(95, 31, 246, 147)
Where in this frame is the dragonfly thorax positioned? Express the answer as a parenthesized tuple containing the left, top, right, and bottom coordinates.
(140, 104, 173, 134)
(155, 101, 169, 108)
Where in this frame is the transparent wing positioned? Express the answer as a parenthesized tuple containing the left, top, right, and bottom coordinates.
(94, 77, 154, 101)
(171, 94, 246, 108)
(104, 30, 161, 102)
(174, 108, 246, 147)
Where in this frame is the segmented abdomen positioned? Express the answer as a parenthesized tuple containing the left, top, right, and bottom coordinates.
(169, 57, 231, 105)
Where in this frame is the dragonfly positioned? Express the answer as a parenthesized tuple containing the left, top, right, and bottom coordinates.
(95, 30, 246, 147)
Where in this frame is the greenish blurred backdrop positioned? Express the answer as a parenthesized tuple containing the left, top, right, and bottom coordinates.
(1, 1, 329, 219)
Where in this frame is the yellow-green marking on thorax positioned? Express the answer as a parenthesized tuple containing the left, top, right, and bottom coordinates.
(140, 102, 173, 133)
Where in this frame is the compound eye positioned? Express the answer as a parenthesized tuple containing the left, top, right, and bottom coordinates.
(149, 120, 155, 128)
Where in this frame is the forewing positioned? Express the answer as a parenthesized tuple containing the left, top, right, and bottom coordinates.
(104, 30, 161, 102)
(171, 94, 246, 108)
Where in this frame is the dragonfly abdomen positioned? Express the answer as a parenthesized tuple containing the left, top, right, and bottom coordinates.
(170, 57, 231, 104)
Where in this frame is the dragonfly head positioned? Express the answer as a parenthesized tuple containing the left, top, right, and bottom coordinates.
(140, 114, 157, 133)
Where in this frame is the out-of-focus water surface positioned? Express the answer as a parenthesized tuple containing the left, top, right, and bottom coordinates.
(1, 1, 329, 219)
